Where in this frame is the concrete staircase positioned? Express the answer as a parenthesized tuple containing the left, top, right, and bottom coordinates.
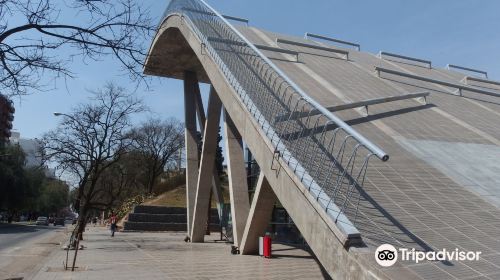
(123, 205, 221, 232)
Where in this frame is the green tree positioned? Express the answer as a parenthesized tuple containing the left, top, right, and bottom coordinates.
(215, 127, 224, 176)
(196, 128, 224, 176)
(22, 167, 45, 210)
(0, 144, 26, 209)
(38, 179, 69, 214)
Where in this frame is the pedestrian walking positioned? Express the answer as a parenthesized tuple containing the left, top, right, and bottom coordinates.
(109, 213, 118, 237)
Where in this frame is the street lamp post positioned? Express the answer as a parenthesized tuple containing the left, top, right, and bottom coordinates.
(53, 112, 78, 122)
(53, 112, 68, 117)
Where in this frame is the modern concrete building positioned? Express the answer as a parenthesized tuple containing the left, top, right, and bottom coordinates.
(144, 1, 500, 279)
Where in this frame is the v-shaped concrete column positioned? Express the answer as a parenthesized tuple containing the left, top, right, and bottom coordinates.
(194, 89, 224, 218)
(224, 110, 250, 247)
(190, 86, 222, 242)
(183, 71, 199, 235)
(240, 173, 276, 254)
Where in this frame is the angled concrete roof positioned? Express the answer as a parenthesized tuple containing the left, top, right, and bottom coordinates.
(234, 25, 500, 279)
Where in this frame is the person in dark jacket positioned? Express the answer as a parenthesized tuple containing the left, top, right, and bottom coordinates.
(109, 213, 118, 237)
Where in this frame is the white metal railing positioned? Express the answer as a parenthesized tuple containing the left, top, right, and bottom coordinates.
(160, 0, 391, 235)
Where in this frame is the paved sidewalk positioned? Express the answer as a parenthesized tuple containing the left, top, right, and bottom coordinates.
(30, 227, 330, 279)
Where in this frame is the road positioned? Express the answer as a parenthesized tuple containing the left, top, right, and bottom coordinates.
(0, 222, 68, 279)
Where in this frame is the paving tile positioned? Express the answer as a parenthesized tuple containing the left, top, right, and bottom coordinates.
(31, 227, 330, 280)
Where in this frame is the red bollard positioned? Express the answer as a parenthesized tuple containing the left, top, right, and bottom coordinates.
(263, 234, 272, 258)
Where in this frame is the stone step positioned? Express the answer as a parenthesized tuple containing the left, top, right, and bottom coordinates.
(128, 213, 187, 223)
(133, 205, 220, 216)
(123, 221, 187, 231)
(133, 205, 186, 215)
(128, 213, 220, 223)
(123, 221, 221, 232)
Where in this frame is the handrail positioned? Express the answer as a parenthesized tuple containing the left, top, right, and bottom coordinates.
(376, 66, 500, 98)
(378, 51, 432, 69)
(198, 0, 388, 161)
(255, 44, 300, 62)
(304, 32, 361, 51)
(325, 91, 429, 113)
(221, 14, 249, 25)
(276, 38, 349, 60)
(465, 76, 500, 87)
(208, 37, 299, 61)
(275, 91, 430, 121)
(447, 64, 487, 79)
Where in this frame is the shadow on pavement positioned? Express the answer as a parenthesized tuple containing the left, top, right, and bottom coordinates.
(0, 222, 56, 234)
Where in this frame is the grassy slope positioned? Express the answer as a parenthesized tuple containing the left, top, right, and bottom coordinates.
(143, 184, 230, 208)
(144, 185, 188, 207)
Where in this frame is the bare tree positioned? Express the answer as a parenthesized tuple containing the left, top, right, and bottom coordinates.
(130, 118, 184, 193)
(0, 0, 154, 96)
(41, 82, 144, 270)
(90, 158, 143, 211)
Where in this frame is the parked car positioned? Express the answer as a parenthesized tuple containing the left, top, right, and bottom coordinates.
(35, 216, 49, 226)
(54, 217, 65, 226)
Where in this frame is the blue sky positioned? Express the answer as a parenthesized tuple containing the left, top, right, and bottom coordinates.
(11, 0, 500, 139)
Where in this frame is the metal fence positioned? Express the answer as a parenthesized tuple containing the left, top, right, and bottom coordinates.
(160, 0, 389, 232)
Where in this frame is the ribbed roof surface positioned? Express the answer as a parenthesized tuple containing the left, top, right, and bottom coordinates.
(236, 25, 500, 279)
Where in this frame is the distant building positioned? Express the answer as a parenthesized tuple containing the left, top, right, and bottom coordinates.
(10, 131, 20, 143)
(10, 132, 42, 167)
(9, 131, 55, 178)
(18, 138, 42, 167)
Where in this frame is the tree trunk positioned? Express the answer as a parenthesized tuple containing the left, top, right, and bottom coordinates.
(70, 203, 89, 271)
(72, 208, 87, 247)
(147, 179, 154, 194)
(71, 232, 81, 271)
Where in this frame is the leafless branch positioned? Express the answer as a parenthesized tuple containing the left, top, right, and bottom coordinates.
(129, 118, 184, 193)
(0, 0, 155, 96)
(40, 82, 145, 244)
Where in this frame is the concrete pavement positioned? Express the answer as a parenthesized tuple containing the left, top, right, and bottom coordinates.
(30, 227, 330, 280)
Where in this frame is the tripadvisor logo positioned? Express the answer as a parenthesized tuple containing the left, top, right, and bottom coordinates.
(375, 244, 481, 267)
(375, 244, 398, 267)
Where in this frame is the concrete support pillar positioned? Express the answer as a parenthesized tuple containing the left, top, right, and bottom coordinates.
(194, 90, 224, 218)
(240, 173, 276, 254)
(224, 110, 250, 247)
(190, 86, 222, 242)
(183, 71, 199, 236)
